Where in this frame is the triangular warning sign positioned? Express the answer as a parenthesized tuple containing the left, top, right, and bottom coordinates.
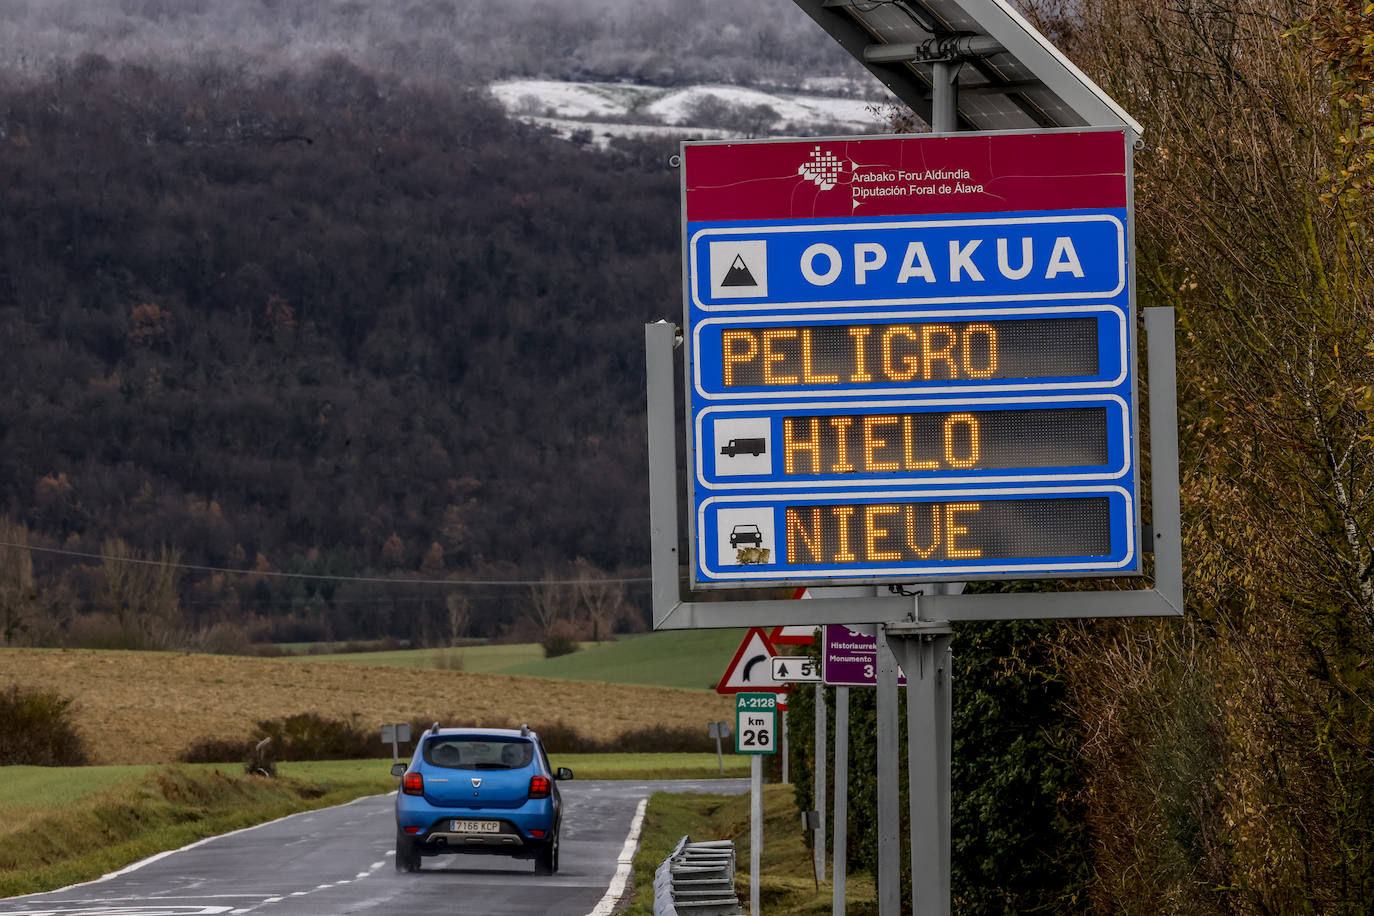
(721, 254, 757, 288)
(768, 590, 818, 645)
(716, 628, 778, 694)
(769, 625, 818, 646)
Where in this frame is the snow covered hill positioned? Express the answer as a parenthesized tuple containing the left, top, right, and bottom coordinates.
(489, 78, 896, 147)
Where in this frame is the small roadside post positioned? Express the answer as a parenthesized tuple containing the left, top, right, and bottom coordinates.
(707, 720, 731, 774)
(380, 722, 411, 768)
(736, 692, 777, 916)
(801, 810, 821, 890)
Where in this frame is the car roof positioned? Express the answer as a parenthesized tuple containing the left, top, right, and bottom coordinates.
(427, 727, 533, 739)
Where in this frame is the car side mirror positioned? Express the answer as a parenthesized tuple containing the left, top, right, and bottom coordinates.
(555, 767, 574, 781)
(390, 762, 407, 777)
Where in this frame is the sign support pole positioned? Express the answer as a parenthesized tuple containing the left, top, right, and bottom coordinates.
(891, 623, 954, 916)
(833, 686, 849, 916)
(931, 60, 958, 132)
(875, 627, 902, 916)
(781, 714, 789, 784)
(751, 753, 763, 916)
(815, 683, 827, 882)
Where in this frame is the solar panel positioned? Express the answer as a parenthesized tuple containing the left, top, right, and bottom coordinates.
(791, 0, 1141, 135)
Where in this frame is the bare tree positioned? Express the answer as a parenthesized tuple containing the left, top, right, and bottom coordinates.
(572, 558, 624, 643)
(100, 537, 183, 647)
(527, 573, 574, 638)
(444, 592, 469, 645)
(0, 518, 36, 646)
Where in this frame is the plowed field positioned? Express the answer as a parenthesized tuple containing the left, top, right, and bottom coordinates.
(0, 649, 735, 764)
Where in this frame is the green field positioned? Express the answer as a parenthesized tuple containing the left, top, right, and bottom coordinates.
(294, 629, 749, 690)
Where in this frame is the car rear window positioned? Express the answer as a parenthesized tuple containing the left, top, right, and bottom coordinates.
(424, 736, 534, 770)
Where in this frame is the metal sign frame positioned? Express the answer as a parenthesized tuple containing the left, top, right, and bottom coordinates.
(646, 303, 1180, 627)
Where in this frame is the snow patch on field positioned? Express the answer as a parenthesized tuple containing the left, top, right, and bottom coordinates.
(644, 84, 879, 127)
(489, 78, 890, 145)
(520, 116, 734, 149)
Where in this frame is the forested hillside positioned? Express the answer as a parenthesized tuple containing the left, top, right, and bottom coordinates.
(0, 57, 680, 642)
(0, 0, 863, 88)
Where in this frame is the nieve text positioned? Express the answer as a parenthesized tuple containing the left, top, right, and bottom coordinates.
(785, 502, 984, 564)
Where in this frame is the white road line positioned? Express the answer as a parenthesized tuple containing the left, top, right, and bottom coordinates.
(1, 794, 392, 902)
(355, 872, 371, 878)
(264, 898, 283, 903)
(585, 797, 648, 916)
(369, 861, 386, 870)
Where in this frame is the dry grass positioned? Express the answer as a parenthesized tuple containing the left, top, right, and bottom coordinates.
(0, 648, 735, 765)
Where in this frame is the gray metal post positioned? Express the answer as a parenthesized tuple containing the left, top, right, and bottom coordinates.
(644, 320, 683, 624)
(815, 683, 827, 882)
(893, 627, 954, 916)
(875, 628, 901, 916)
(930, 60, 958, 132)
(938, 637, 951, 904)
(751, 754, 763, 916)
(833, 686, 849, 916)
(782, 712, 789, 785)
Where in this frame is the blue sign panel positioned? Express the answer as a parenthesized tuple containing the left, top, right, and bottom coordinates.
(682, 132, 1138, 588)
(689, 213, 1126, 311)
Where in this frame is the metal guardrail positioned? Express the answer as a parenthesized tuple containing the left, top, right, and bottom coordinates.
(653, 836, 742, 916)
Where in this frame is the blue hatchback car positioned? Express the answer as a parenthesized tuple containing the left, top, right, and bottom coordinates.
(393, 724, 573, 874)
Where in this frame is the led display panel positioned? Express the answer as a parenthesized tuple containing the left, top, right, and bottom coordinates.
(682, 130, 1138, 587)
(716, 317, 1099, 389)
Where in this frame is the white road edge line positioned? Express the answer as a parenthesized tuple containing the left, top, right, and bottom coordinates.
(2, 792, 394, 901)
(585, 797, 649, 916)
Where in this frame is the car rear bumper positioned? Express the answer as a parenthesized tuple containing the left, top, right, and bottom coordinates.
(396, 796, 557, 848)
(407, 817, 556, 859)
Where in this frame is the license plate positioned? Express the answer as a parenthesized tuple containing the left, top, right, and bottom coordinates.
(451, 819, 500, 833)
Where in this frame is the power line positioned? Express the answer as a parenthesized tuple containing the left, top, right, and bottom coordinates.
(0, 541, 651, 587)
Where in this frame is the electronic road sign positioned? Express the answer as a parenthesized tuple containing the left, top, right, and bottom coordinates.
(682, 129, 1138, 588)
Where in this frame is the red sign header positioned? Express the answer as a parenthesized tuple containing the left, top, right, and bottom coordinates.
(684, 130, 1128, 222)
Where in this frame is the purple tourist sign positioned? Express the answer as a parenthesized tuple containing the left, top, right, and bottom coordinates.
(822, 624, 906, 687)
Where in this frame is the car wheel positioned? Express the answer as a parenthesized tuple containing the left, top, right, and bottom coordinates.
(534, 829, 559, 875)
(395, 830, 421, 873)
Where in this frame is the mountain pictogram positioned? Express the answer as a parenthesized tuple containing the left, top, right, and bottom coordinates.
(721, 254, 758, 288)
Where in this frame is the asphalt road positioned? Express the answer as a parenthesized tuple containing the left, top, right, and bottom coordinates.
(0, 778, 747, 916)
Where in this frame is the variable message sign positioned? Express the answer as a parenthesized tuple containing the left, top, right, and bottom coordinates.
(682, 130, 1138, 588)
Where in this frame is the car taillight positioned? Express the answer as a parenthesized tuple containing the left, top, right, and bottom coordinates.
(528, 775, 551, 799)
(402, 772, 424, 796)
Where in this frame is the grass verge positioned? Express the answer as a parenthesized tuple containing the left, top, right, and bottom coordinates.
(623, 783, 878, 916)
(0, 764, 394, 898)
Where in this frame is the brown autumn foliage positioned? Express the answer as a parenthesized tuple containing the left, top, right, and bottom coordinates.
(1021, 0, 1374, 910)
